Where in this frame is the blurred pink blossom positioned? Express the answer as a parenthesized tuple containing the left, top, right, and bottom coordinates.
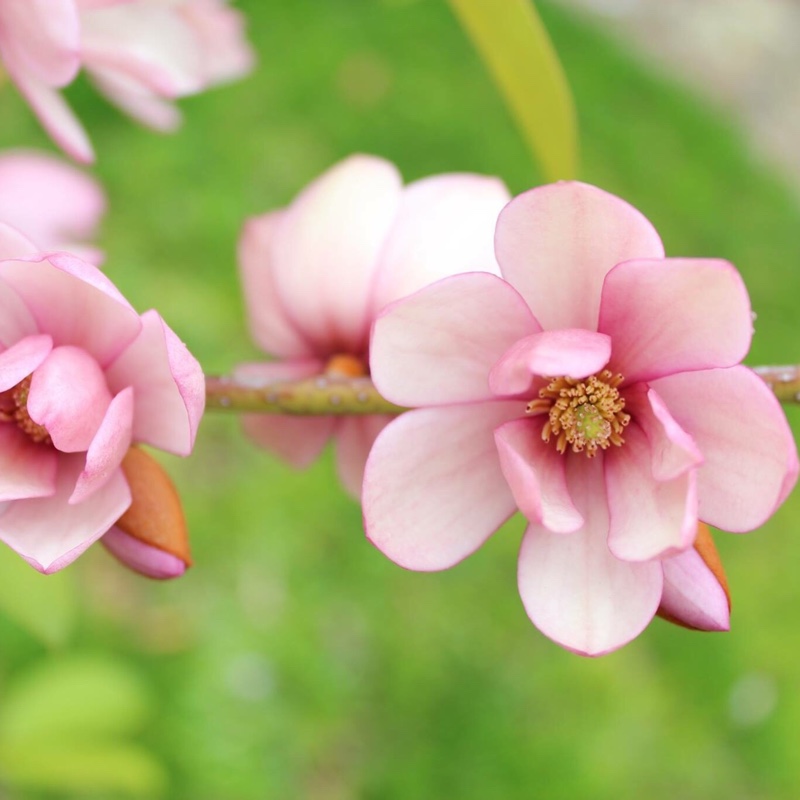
(0, 0, 255, 163)
(237, 154, 510, 497)
(0, 224, 204, 574)
(365, 181, 798, 656)
(0, 150, 105, 263)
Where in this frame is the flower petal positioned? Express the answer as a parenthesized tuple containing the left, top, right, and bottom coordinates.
(106, 310, 204, 456)
(495, 181, 664, 330)
(0, 453, 131, 573)
(0, 221, 39, 259)
(335, 413, 394, 499)
(489, 329, 611, 396)
(605, 423, 698, 562)
(237, 212, 315, 358)
(517, 457, 663, 656)
(651, 366, 799, 532)
(369, 173, 509, 313)
(102, 525, 187, 580)
(271, 155, 402, 354)
(0, 334, 52, 392)
(28, 345, 112, 452)
(70, 386, 134, 504)
(363, 401, 521, 571)
(0, 424, 57, 501)
(494, 418, 582, 533)
(370, 272, 540, 406)
(599, 258, 752, 382)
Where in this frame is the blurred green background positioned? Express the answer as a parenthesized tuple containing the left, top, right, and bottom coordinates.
(2, 0, 800, 797)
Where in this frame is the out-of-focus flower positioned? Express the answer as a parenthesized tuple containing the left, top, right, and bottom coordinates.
(0, 149, 105, 263)
(0, 224, 204, 574)
(0, 0, 255, 163)
(236, 154, 509, 497)
(365, 181, 797, 655)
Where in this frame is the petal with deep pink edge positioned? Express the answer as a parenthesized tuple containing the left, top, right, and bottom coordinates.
(606, 424, 698, 562)
(102, 525, 186, 580)
(11, 73, 94, 164)
(371, 273, 540, 407)
(238, 212, 316, 358)
(518, 457, 663, 656)
(106, 310, 204, 456)
(0, 334, 52, 392)
(652, 366, 799, 532)
(495, 182, 664, 331)
(363, 401, 521, 571)
(28, 346, 112, 453)
(0, 0, 80, 86)
(70, 387, 134, 504)
(0, 222, 39, 259)
(660, 548, 730, 631)
(0, 454, 131, 573)
(0, 425, 57, 501)
(0, 255, 139, 365)
(625, 386, 703, 482)
(335, 414, 395, 499)
(271, 155, 402, 354)
(599, 258, 752, 383)
(489, 329, 611, 397)
(494, 418, 582, 533)
(369, 173, 509, 314)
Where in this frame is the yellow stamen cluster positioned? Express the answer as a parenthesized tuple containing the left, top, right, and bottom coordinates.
(526, 369, 629, 457)
(0, 376, 51, 445)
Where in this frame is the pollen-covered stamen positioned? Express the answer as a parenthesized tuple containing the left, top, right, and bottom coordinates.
(0, 376, 51, 445)
(526, 369, 629, 457)
(324, 353, 369, 378)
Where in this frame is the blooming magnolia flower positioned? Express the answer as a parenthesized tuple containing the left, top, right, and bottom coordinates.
(0, 224, 204, 574)
(237, 154, 510, 497)
(0, 150, 105, 263)
(0, 0, 255, 163)
(365, 181, 798, 656)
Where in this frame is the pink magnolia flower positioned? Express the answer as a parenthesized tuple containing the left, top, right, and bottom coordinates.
(0, 0, 255, 163)
(237, 154, 510, 497)
(365, 181, 798, 656)
(0, 224, 204, 574)
(0, 150, 105, 263)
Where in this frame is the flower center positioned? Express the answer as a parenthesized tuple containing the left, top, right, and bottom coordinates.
(525, 370, 629, 457)
(0, 376, 51, 445)
(324, 353, 369, 378)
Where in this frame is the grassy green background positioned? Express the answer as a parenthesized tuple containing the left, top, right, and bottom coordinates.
(2, 0, 800, 797)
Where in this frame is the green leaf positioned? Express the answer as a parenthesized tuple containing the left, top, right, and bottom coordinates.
(0, 546, 77, 646)
(446, 0, 578, 181)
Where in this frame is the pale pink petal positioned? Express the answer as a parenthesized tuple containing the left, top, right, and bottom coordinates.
(0, 151, 105, 257)
(70, 387, 134, 504)
(605, 423, 698, 562)
(660, 548, 730, 631)
(0, 279, 38, 348)
(518, 457, 663, 656)
(106, 310, 204, 456)
(28, 345, 112, 453)
(102, 525, 186, 580)
(0, 334, 52, 391)
(599, 258, 752, 382)
(238, 212, 316, 358)
(335, 414, 395, 499)
(0, 222, 39, 259)
(0, 254, 140, 365)
(370, 272, 540, 406)
(369, 173, 509, 314)
(652, 366, 799, 532)
(494, 418, 582, 533)
(234, 359, 335, 468)
(363, 401, 521, 571)
(11, 73, 94, 164)
(271, 155, 403, 354)
(495, 181, 664, 331)
(0, 425, 57, 501)
(0, 0, 80, 86)
(489, 329, 611, 397)
(0, 453, 131, 573)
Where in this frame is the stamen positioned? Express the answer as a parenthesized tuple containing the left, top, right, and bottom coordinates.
(324, 353, 368, 378)
(0, 376, 51, 445)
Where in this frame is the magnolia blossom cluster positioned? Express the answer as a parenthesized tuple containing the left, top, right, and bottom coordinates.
(0, 0, 255, 162)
